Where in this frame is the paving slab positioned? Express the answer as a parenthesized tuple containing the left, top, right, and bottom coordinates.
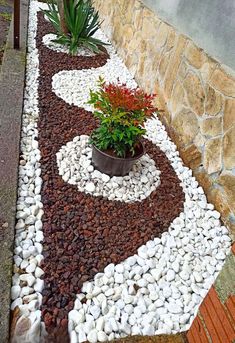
(0, 0, 29, 341)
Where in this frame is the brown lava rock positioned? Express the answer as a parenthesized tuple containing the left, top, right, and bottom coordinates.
(36, 13, 185, 342)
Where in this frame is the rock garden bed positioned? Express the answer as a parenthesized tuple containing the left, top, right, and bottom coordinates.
(11, 2, 232, 342)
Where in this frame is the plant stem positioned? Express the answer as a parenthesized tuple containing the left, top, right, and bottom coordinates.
(57, 0, 69, 34)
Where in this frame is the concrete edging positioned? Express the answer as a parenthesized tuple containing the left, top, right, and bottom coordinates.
(0, 0, 29, 341)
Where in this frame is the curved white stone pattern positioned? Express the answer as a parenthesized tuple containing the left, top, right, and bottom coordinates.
(68, 115, 232, 342)
(56, 135, 161, 202)
(42, 33, 96, 56)
(51, 37, 137, 111)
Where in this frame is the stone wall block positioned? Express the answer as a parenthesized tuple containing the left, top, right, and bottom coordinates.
(136, 55, 146, 83)
(163, 35, 187, 100)
(112, 25, 124, 50)
(121, 24, 134, 48)
(125, 54, 138, 77)
(223, 126, 235, 169)
(133, 9, 144, 31)
(150, 49, 163, 73)
(96, 0, 113, 23)
(170, 80, 186, 116)
(199, 56, 218, 84)
(120, 0, 136, 17)
(177, 60, 188, 81)
(123, 24, 134, 42)
(224, 98, 235, 131)
(194, 170, 212, 194)
(159, 111, 172, 128)
(185, 41, 207, 69)
(128, 31, 142, 51)
(164, 28, 176, 52)
(142, 17, 157, 38)
(141, 61, 155, 93)
(183, 71, 205, 116)
(180, 144, 202, 169)
(204, 137, 222, 174)
(111, 12, 123, 45)
(154, 22, 169, 49)
(218, 172, 235, 212)
(124, 0, 137, 24)
(205, 86, 223, 116)
(210, 67, 235, 97)
(207, 188, 233, 221)
(200, 117, 222, 137)
(158, 51, 172, 81)
(172, 108, 199, 145)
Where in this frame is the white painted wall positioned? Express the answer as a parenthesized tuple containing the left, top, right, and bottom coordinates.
(143, 0, 235, 70)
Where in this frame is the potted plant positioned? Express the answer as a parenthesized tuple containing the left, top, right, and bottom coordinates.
(88, 78, 157, 176)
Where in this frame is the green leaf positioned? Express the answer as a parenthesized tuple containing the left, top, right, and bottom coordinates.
(42, 0, 107, 55)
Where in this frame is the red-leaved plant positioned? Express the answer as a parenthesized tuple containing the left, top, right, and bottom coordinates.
(88, 77, 157, 157)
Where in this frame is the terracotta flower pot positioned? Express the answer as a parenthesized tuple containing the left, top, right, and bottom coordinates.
(91, 142, 145, 177)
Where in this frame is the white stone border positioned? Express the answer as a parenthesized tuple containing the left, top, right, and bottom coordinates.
(56, 135, 161, 203)
(11, 2, 48, 342)
(51, 66, 137, 113)
(51, 30, 137, 111)
(42, 33, 96, 56)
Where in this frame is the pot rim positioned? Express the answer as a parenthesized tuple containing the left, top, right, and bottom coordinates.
(92, 141, 145, 162)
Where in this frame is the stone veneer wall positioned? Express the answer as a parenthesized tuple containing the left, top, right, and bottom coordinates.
(93, 0, 235, 239)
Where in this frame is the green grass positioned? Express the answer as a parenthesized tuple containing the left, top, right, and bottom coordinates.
(0, 12, 11, 21)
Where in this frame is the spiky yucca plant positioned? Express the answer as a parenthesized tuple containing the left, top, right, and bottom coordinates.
(42, 0, 108, 55)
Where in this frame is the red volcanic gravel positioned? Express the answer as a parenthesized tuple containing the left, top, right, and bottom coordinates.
(36, 13, 185, 342)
